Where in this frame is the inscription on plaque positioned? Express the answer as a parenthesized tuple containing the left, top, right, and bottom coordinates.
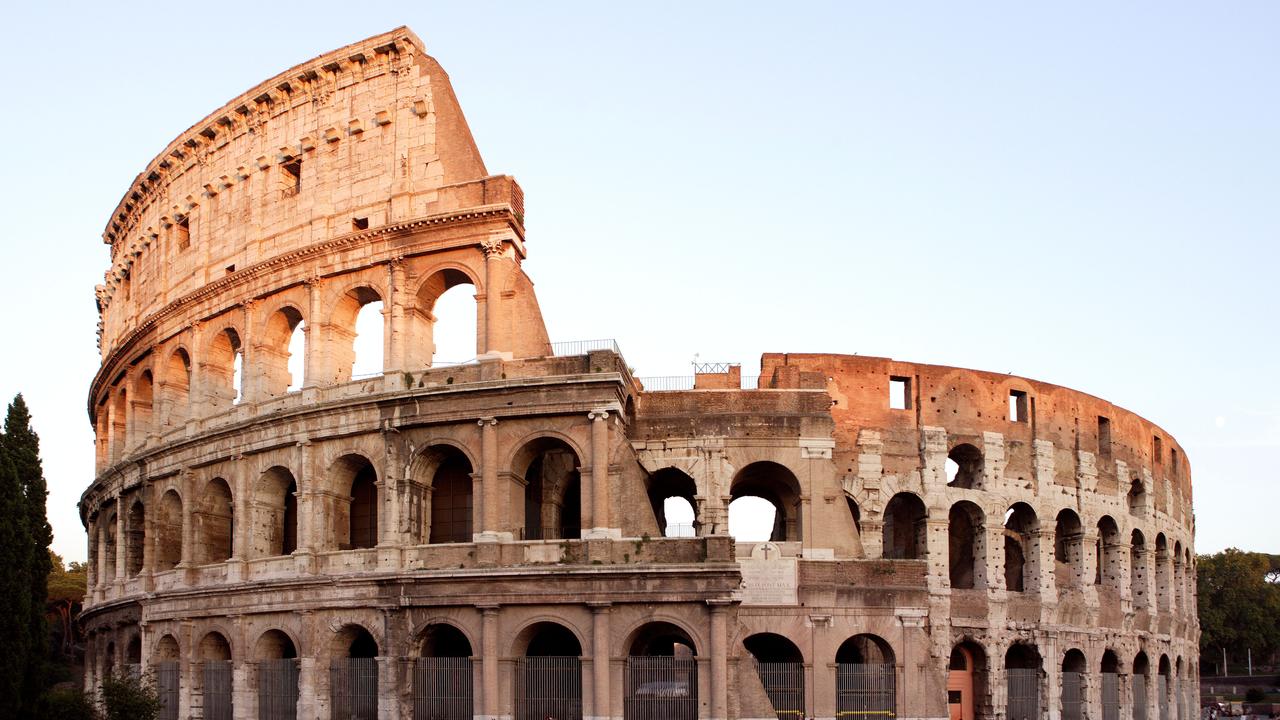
(739, 542, 798, 606)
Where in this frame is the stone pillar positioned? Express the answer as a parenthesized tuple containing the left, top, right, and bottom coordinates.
(179, 483, 195, 569)
(585, 410, 615, 538)
(1116, 540, 1133, 606)
(708, 600, 730, 720)
(387, 258, 406, 373)
(85, 523, 97, 600)
(1034, 528, 1054, 596)
(304, 279, 323, 388)
(239, 301, 257, 403)
(481, 606, 500, 720)
(477, 418, 501, 540)
(296, 656, 318, 720)
(231, 455, 250, 560)
(377, 656, 399, 720)
(590, 603, 611, 720)
(985, 521, 1007, 593)
(924, 518, 949, 591)
(480, 237, 505, 357)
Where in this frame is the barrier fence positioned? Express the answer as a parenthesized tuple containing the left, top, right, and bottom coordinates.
(1061, 671, 1083, 720)
(413, 657, 473, 720)
(331, 658, 379, 720)
(202, 660, 234, 720)
(157, 661, 180, 720)
(1006, 668, 1040, 720)
(258, 659, 299, 720)
(836, 663, 896, 718)
(515, 656, 582, 720)
(756, 661, 806, 719)
(624, 655, 698, 720)
(1102, 671, 1120, 720)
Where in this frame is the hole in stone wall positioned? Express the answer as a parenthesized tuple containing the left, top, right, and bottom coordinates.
(175, 216, 190, 250)
(353, 217, 369, 231)
(1009, 390, 1028, 422)
(889, 376, 911, 410)
(1097, 416, 1112, 459)
(281, 158, 301, 197)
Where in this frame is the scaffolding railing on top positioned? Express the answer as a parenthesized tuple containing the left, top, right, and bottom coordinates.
(549, 339, 621, 356)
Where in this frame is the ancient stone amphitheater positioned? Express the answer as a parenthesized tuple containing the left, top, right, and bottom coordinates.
(80, 26, 1199, 720)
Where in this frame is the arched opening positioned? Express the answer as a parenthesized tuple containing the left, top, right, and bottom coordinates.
(256, 630, 299, 720)
(1157, 655, 1171, 720)
(162, 348, 191, 428)
(1096, 516, 1121, 590)
(1053, 509, 1084, 589)
(328, 286, 384, 381)
(946, 443, 983, 489)
(1173, 541, 1185, 614)
(1133, 651, 1151, 720)
(836, 634, 896, 718)
(882, 492, 927, 560)
(1004, 503, 1038, 592)
(949, 501, 986, 589)
(101, 509, 118, 582)
(198, 632, 233, 720)
(645, 468, 698, 538)
(744, 633, 805, 720)
(331, 625, 378, 720)
(327, 455, 379, 551)
(1131, 530, 1148, 610)
(1061, 649, 1086, 720)
(1128, 477, 1147, 517)
(254, 467, 298, 557)
(515, 622, 583, 720)
(426, 448, 474, 544)
(206, 327, 243, 411)
(125, 500, 145, 577)
(948, 641, 988, 720)
(104, 641, 116, 677)
(261, 306, 306, 396)
(729, 462, 802, 542)
(155, 490, 183, 571)
(195, 477, 234, 564)
(513, 438, 582, 541)
(411, 268, 479, 367)
(1183, 548, 1193, 616)
(111, 388, 127, 461)
(155, 635, 181, 719)
(414, 624, 474, 720)
(625, 622, 697, 720)
(1155, 534, 1171, 612)
(1101, 650, 1121, 720)
(1005, 643, 1042, 720)
(125, 634, 142, 677)
(134, 371, 154, 442)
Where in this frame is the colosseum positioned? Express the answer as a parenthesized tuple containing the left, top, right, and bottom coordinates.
(79, 26, 1199, 720)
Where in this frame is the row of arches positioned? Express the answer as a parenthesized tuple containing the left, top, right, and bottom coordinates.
(95, 269, 480, 469)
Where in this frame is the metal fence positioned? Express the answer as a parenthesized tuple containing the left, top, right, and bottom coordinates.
(624, 656, 697, 720)
(1133, 674, 1148, 720)
(1101, 672, 1120, 720)
(413, 657, 473, 720)
(157, 661, 180, 720)
(203, 660, 234, 720)
(636, 376, 696, 392)
(550, 339, 621, 357)
(331, 658, 379, 720)
(1175, 678, 1184, 720)
(755, 661, 805, 719)
(516, 656, 582, 720)
(258, 659, 299, 720)
(836, 663, 896, 718)
(1006, 668, 1039, 720)
(1157, 675, 1169, 720)
(1061, 671, 1083, 720)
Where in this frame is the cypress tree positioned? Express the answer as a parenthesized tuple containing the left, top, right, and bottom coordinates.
(0, 447, 32, 717)
(4, 395, 51, 716)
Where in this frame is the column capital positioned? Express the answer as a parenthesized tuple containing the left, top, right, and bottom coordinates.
(479, 236, 505, 259)
(477, 603, 501, 615)
(588, 409, 609, 422)
(477, 417, 498, 427)
(587, 601, 613, 612)
(706, 599, 734, 611)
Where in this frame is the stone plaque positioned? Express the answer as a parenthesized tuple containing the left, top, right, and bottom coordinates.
(738, 542, 798, 606)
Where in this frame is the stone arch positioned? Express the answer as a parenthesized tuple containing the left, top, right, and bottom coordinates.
(194, 477, 234, 564)
(743, 632, 804, 663)
(161, 347, 191, 428)
(1061, 648, 1087, 719)
(512, 620, 585, 657)
(1128, 476, 1148, 517)
(1130, 529, 1149, 609)
(1096, 515, 1122, 590)
(153, 634, 181, 662)
(255, 629, 299, 659)
(624, 618, 701, 656)
(729, 461, 803, 542)
(134, 370, 154, 441)
(198, 630, 232, 661)
(205, 326, 243, 411)
(413, 621, 475, 657)
(331, 623, 380, 658)
(1003, 502, 1039, 592)
(836, 633, 895, 665)
(1005, 642, 1044, 720)
(409, 444, 475, 544)
(154, 489, 183, 571)
(645, 467, 698, 538)
(408, 265, 481, 368)
(327, 454, 379, 550)
(125, 499, 145, 577)
(949, 500, 986, 589)
(259, 304, 306, 396)
(329, 284, 384, 382)
(744, 632, 807, 719)
(253, 466, 298, 557)
(1053, 508, 1085, 589)
(947, 442, 984, 489)
(511, 436, 582, 541)
(882, 492, 927, 560)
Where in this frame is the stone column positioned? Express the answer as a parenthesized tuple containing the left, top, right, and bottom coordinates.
(586, 410, 614, 538)
(1033, 528, 1054, 596)
(387, 258, 406, 373)
(239, 301, 257, 403)
(481, 606, 500, 720)
(232, 455, 250, 560)
(985, 520, 1007, 593)
(304, 279, 323, 388)
(179, 479, 195, 570)
(480, 237, 505, 357)
(296, 656, 317, 720)
(708, 600, 730, 720)
(477, 418, 501, 540)
(85, 522, 97, 599)
(924, 518, 950, 591)
(186, 322, 204, 421)
(590, 603, 611, 720)
(377, 656, 399, 720)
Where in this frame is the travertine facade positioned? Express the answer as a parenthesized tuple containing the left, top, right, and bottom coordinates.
(80, 27, 1198, 720)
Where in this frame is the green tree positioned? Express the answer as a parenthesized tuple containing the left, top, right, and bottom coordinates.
(4, 394, 52, 717)
(0, 451, 33, 717)
(1198, 548, 1280, 672)
(100, 672, 161, 720)
(47, 551, 87, 660)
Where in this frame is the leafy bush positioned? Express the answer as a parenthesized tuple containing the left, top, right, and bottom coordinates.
(37, 686, 95, 720)
(100, 673, 162, 720)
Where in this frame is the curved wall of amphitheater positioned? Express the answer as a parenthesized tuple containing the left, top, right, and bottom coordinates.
(81, 26, 1198, 720)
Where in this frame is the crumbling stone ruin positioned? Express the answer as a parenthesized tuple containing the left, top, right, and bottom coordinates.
(80, 26, 1198, 720)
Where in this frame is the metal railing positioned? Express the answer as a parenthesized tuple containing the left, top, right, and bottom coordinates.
(413, 657, 473, 720)
(157, 661, 180, 720)
(516, 656, 582, 720)
(637, 376, 695, 392)
(331, 658, 379, 720)
(1006, 668, 1039, 720)
(1158, 675, 1169, 720)
(1102, 672, 1120, 720)
(1062, 671, 1084, 720)
(836, 663, 896, 718)
(756, 661, 806, 719)
(550, 339, 621, 357)
(258, 659, 299, 720)
(1133, 674, 1148, 720)
(625, 656, 697, 720)
(203, 660, 234, 720)
(664, 523, 696, 538)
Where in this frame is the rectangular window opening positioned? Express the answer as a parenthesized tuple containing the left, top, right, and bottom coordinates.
(1097, 416, 1112, 459)
(352, 217, 369, 231)
(889, 376, 911, 410)
(1153, 435, 1163, 466)
(281, 158, 301, 197)
(1170, 447, 1179, 476)
(225, 264, 236, 275)
(174, 216, 190, 251)
(1009, 390, 1029, 422)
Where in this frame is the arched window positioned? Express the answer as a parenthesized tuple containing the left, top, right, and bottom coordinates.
(154, 635, 181, 719)
(882, 492, 927, 560)
(515, 623, 583, 720)
(197, 632, 233, 720)
(427, 449, 474, 544)
(513, 438, 581, 540)
(625, 622, 698, 720)
(1130, 530, 1148, 610)
(256, 629, 299, 719)
(349, 463, 379, 550)
(1004, 503, 1038, 592)
(949, 501, 986, 589)
(946, 443, 983, 489)
(162, 348, 191, 428)
(125, 500, 145, 577)
(254, 467, 298, 557)
(1005, 644, 1042, 720)
(206, 328, 243, 412)
(729, 462, 802, 542)
(329, 286, 384, 381)
(134, 371, 154, 442)
(414, 624, 474, 719)
(744, 633, 805, 720)
(410, 268, 478, 368)
(1053, 509, 1084, 589)
(1128, 477, 1147, 517)
(646, 468, 698, 538)
(1061, 649, 1086, 720)
(155, 490, 183, 572)
(331, 625, 379, 720)
(836, 634, 896, 718)
(260, 306, 306, 396)
(1096, 516, 1121, 590)
(195, 478, 234, 564)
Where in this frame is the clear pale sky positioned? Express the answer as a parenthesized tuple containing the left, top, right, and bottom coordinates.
(1, 2, 1276, 562)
